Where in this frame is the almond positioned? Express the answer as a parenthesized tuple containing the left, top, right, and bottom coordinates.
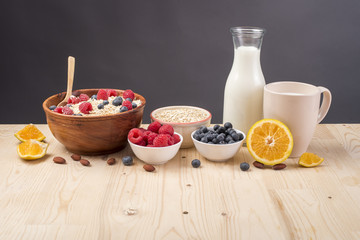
(71, 154, 81, 161)
(53, 156, 66, 164)
(253, 161, 264, 169)
(107, 158, 116, 165)
(272, 163, 287, 170)
(80, 159, 90, 166)
(143, 164, 155, 172)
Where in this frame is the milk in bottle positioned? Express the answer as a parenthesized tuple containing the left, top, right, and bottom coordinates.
(223, 27, 266, 135)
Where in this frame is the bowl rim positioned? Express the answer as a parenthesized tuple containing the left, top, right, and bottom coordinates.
(128, 132, 183, 149)
(150, 105, 212, 125)
(43, 88, 146, 120)
(190, 128, 246, 146)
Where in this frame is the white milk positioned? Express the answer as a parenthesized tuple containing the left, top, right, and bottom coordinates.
(223, 46, 265, 134)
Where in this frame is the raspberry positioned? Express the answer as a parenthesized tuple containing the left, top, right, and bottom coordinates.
(62, 106, 74, 115)
(79, 102, 93, 114)
(68, 96, 81, 104)
(97, 89, 108, 100)
(158, 124, 174, 136)
(122, 100, 132, 110)
(172, 134, 181, 144)
(54, 107, 63, 114)
(147, 121, 162, 133)
(123, 89, 135, 100)
(167, 134, 175, 145)
(143, 131, 158, 145)
(128, 128, 144, 144)
(153, 134, 169, 147)
(106, 89, 117, 97)
(79, 93, 90, 102)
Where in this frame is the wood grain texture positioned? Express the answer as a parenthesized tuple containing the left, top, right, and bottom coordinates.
(1, 124, 360, 239)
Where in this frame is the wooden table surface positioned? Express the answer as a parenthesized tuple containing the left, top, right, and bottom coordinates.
(1, 124, 360, 240)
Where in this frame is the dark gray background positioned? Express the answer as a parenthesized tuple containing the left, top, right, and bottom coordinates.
(1, 0, 359, 124)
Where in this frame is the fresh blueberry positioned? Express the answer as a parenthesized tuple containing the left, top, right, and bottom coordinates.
(231, 132, 240, 141)
(120, 106, 128, 112)
(200, 126, 208, 133)
(216, 126, 226, 134)
(122, 156, 133, 166)
(228, 140, 235, 144)
(195, 129, 202, 135)
(103, 100, 109, 105)
(201, 137, 208, 143)
(225, 135, 233, 143)
(216, 134, 225, 142)
(224, 122, 233, 129)
(240, 162, 250, 171)
(193, 133, 201, 141)
(73, 113, 82, 116)
(191, 159, 201, 168)
(239, 133, 244, 141)
(49, 105, 57, 111)
(125, 97, 133, 102)
(112, 97, 123, 106)
(91, 94, 97, 99)
(98, 103, 104, 109)
(206, 133, 215, 141)
(219, 141, 226, 144)
(212, 138, 219, 144)
(132, 102, 137, 109)
(213, 124, 220, 131)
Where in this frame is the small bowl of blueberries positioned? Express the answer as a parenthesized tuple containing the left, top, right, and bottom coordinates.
(191, 122, 245, 162)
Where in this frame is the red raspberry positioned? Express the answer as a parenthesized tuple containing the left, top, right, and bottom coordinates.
(54, 107, 63, 114)
(62, 106, 74, 115)
(143, 131, 158, 145)
(68, 96, 81, 104)
(147, 121, 162, 133)
(172, 134, 181, 144)
(153, 134, 169, 147)
(123, 89, 135, 100)
(79, 102, 93, 114)
(158, 124, 174, 136)
(79, 93, 90, 102)
(97, 89, 108, 100)
(106, 89, 117, 97)
(122, 100, 132, 110)
(128, 128, 144, 144)
(167, 134, 175, 145)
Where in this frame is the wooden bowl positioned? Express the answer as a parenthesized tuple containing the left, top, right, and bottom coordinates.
(42, 89, 146, 155)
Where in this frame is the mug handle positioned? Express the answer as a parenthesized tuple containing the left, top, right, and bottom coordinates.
(317, 86, 332, 123)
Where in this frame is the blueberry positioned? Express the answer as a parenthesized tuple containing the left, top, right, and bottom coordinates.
(225, 135, 233, 143)
(132, 102, 137, 109)
(195, 129, 202, 135)
(73, 113, 82, 116)
(213, 124, 220, 131)
(49, 105, 57, 111)
(200, 126, 208, 133)
(231, 132, 240, 141)
(125, 97, 133, 102)
(240, 162, 250, 171)
(112, 97, 123, 106)
(219, 141, 226, 144)
(212, 138, 219, 144)
(216, 134, 225, 142)
(120, 106, 128, 112)
(103, 100, 109, 105)
(122, 156, 133, 166)
(98, 103, 104, 109)
(216, 126, 226, 134)
(228, 140, 235, 144)
(201, 137, 208, 143)
(206, 134, 215, 141)
(191, 159, 201, 168)
(193, 133, 201, 141)
(91, 94, 97, 99)
(239, 133, 244, 141)
(224, 122, 233, 129)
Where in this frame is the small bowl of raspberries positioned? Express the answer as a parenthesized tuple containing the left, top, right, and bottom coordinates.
(128, 121, 183, 165)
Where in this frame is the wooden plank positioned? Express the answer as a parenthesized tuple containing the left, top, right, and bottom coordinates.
(1, 124, 360, 239)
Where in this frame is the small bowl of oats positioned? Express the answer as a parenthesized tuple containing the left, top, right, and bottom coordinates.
(150, 106, 211, 148)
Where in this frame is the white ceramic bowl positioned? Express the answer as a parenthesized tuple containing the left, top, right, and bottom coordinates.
(150, 106, 211, 148)
(191, 128, 246, 162)
(128, 132, 183, 165)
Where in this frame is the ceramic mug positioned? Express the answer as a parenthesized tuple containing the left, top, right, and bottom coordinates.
(263, 81, 332, 157)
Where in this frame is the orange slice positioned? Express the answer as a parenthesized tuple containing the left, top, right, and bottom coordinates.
(298, 152, 324, 167)
(14, 124, 46, 142)
(246, 119, 293, 165)
(17, 139, 48, 160)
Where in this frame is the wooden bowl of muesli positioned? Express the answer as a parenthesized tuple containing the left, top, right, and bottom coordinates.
(150, 106, 211, 148)
(43, 88, 146, 155)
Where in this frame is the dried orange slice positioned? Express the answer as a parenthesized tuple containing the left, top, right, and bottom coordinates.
(17, 139, 48, 160)
(246, 119, 293, 165)
(298, 152, 324, 167)
(14, 124, 46, 142)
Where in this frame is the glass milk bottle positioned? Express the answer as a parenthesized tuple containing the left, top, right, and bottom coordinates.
(223, 26, 266, 134)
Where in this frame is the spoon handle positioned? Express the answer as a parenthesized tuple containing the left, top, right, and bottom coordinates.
(66, 56, 75, 98)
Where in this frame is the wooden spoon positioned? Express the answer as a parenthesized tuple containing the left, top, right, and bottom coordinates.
(57, 56, 75, 107)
